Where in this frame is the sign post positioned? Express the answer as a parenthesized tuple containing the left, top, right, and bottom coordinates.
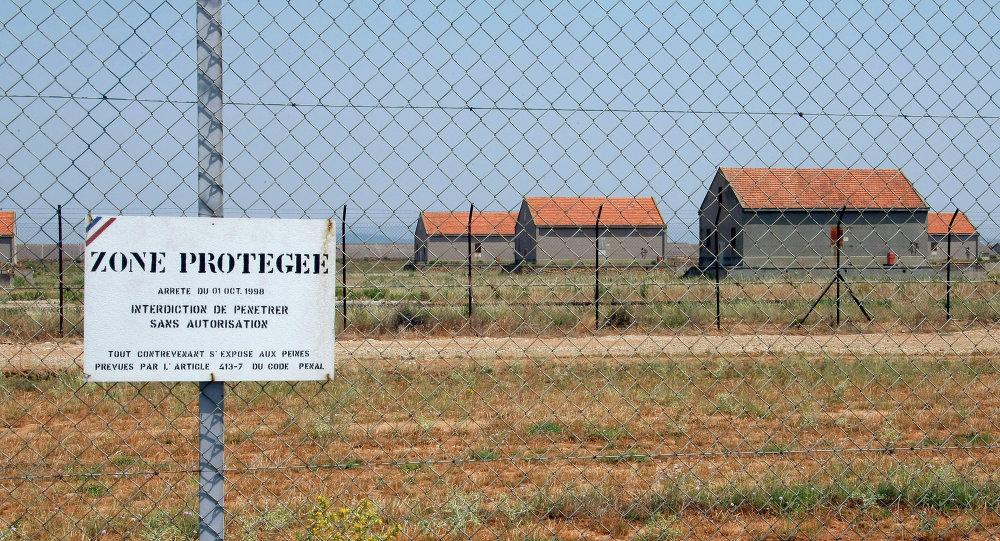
(197, 0, 224, 537)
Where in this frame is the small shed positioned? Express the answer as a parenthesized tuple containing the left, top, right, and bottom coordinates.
(414, 211, 518, 263)
(515, 197, 666, 265)
(928, 212, 979, 262)
(699, 168, 929, 270)
(0, 211, 14, 266)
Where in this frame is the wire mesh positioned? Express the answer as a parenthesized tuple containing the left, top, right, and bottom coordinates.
(3, 0, 1000, 538)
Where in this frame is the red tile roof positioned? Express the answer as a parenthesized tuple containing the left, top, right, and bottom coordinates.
(928, 212, 977, 235)
(420, 211, 517, 236)
(0, 211, 13, 236)
(720, 168, 927, 210)
(524, 197, 664, 227)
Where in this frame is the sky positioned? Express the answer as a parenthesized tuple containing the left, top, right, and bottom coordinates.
(1, 0, 999, 244)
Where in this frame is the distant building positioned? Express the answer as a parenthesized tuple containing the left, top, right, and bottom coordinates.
(698, 168, 929, 271)
(0, 211, 14, 266)
(414, 211, 518, 263)
(928, 212, 979, 262)
(514, 197, 666, 265)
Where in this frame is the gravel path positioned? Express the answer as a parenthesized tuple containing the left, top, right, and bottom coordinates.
(3, 330, 997, 374)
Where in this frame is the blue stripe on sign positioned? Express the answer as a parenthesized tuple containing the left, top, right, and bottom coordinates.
(86, 216, 103, 232)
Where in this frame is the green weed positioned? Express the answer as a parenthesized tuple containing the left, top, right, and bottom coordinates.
(526, 421, 562, 436)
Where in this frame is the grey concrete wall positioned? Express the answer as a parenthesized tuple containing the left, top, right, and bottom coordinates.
(533, 226, 666, 265)
(928, 233, 979, 262)
(419, 234, 515, 262)
(0, 237, 12, 265)
(740, 209, 928, 269)
(514, 202, 537, 263)
(413, 221, 428, 262)
(698, 171, 745, 267)
(472, 235, 516, 262)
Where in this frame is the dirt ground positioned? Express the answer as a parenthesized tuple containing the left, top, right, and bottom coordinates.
(5, 331, 1000, 539)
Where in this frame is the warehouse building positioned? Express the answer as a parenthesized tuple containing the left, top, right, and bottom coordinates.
(0, 211, 14, 266)
(698, 167, 929, 272)
(928, 211, 979, 262)
(514, 197, 666, 265)
(413, 211, 518, 263)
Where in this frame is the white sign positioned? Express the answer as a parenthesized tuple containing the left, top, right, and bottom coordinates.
(84, 216, 336, 382)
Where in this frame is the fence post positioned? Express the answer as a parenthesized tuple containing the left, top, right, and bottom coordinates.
(714, 188, 721, 330)
(467, 203, 473, 319)
(341, 204, 347, 332)
(595, 203, 603, 329)
(57, 204, 64, 337)
(836, 208, 842, 326)
(197, 0, 225, 538)
(947, 210, 958, 320)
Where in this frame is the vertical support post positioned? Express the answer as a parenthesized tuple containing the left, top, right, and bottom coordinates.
(947, 210, 958, 320)
(198, 0, 224, 219)
(836, 207, 842, 326)
(595, 204, 603, 330)
(197, 0, 224, 539)
(467, 203, 473, 319)
(198, 381, 225, 540)
(714, 189, 721, 330)
(57, 205, 64, 337)
(341, 204, 347, 331)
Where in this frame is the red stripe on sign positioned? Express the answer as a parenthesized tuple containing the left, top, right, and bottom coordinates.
(85, 217, 116, 246)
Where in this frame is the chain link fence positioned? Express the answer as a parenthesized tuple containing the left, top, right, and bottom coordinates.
(3, 1, 1000, 538)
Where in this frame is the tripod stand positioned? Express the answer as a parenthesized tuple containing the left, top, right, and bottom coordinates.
(799, 206, 872, 326)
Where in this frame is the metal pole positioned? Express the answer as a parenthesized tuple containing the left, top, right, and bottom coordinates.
(341, 204, 347, 331)
(57, 205, 64, 337)
(197, 0, 224, 538)
(836, 208, 842, 326)
(714, 189, 721, 330)
(947, 210, 958, 320)
(198, 381, 224, 539)
(595, 204, 603, 329)
(467, 203, 474, 319)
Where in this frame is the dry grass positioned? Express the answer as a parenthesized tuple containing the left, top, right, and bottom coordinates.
(3, 350, 1000, 538)
(3, 260, 1000, 340)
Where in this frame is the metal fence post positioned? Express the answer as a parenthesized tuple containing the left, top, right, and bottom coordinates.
(947, 209, 958, 320)
(57, 204, 64, 337)
(836, 209, 842, 326)
(714, 189, 721, 330)
(467, 203, 473, 319)
(341, 204, 347, 332)
(197, 0, 224, 538)
(595, 203, 603, 329)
